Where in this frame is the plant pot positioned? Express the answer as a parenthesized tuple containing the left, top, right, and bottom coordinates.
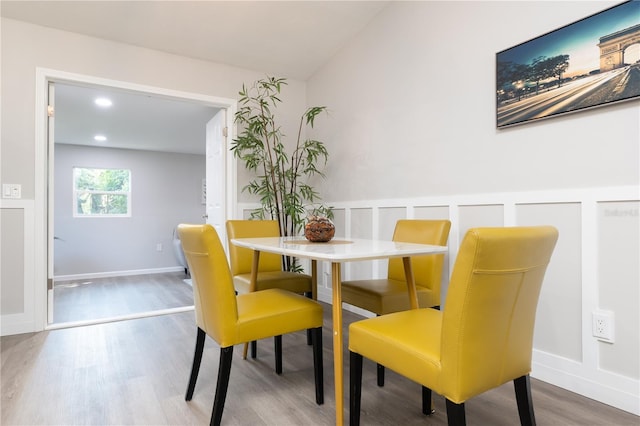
(304, 216, 335, 242)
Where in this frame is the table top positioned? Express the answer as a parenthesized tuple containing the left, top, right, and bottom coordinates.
(231, 236, 448, 262)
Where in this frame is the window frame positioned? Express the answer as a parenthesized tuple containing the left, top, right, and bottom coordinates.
(72, 167, 132, 218)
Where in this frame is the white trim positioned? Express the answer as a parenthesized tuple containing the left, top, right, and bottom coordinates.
(71, 166, 132, 218)
(45, 305, 195, 331)
(34, 67, 237, 331)
(582, 198, 600, 371)
(53, 266, 185, 282)
(533, 349, 640, 415)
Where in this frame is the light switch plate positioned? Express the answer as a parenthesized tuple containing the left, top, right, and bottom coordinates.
(2, 184, 21, 199)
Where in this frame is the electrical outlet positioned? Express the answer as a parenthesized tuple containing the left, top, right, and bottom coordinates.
(592, 311, 615, 343)
(156, 243, 163, 252)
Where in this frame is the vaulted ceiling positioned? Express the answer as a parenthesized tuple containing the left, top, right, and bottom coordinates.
(2, 1, 389, 154)
(1, 1, 389, 80)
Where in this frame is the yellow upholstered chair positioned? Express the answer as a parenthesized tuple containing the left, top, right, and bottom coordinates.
(226, 219, 315, 358)
(341, 219, 451, 386)
(349, 226, 558, 426)
(226, 220, 313, 296)
(178, 224, 324, 426)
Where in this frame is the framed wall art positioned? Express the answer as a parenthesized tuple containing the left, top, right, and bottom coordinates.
(496, 0, 640, 128)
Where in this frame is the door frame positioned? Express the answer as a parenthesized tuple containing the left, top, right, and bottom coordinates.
(34, 67, 237, 330)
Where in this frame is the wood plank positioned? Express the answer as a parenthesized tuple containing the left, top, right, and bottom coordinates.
(1, 306, 638, 425)
(53, 272, 193, 323)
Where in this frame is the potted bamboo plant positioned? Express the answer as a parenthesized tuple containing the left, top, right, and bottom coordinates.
(231, 77, 333, 269)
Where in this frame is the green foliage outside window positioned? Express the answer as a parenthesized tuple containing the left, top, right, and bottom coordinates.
(73, 167, 131, 216)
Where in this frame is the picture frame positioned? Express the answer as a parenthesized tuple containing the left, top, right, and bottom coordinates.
(496, 0, 640, 128)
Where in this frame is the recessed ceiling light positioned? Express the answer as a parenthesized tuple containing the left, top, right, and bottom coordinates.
(94, 97, 112, 107)
(94, 135, 107, 142)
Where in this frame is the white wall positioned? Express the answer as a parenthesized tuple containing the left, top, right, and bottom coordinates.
(304, 0, 639, 416)
(53, 144, 205, 276)
(307, 1, 639, 201)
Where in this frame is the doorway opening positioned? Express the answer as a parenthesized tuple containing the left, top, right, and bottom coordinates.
(36, 69, 237, 330)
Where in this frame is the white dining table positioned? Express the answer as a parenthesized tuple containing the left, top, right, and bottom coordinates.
(230, 236, 448, 425)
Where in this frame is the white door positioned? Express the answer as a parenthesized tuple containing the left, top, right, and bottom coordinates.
(205, 109, 227, 245)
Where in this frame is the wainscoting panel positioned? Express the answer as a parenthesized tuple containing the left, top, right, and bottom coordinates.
(597, 200, 639, 379)
(517, 202, 583, 363)
(238, 185, 639, 415)
(0, 200, 37, 335)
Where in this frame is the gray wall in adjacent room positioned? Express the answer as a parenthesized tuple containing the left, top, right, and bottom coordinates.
(54, 144, 205, 276)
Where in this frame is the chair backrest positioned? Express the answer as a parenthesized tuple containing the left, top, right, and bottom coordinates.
(440, 226, 558, 403)
(387, 220, 451, 293)
(177, 224, 238, 345)
(226, 220, 283, 276)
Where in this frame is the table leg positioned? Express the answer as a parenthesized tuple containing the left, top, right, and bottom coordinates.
(243, 250, 261, 360)
(331, 262, 344, 426)
(402, 256, 419, 309)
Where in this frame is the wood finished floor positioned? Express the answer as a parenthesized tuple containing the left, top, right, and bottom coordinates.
(53, 271, 193, 323)
(2, 305, 638, 425)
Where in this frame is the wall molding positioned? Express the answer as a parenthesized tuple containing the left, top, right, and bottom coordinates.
(533, 349, 640, 415)
(238, 184, 639, 415)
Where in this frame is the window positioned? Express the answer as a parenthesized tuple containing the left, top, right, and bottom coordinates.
(73, 167, 131, 217)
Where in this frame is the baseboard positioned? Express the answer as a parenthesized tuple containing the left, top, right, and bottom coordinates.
(317, 287, 640, 417)
(0, 314, 37, 336)
(532, 350, 640, 416)
(54, 266, 184, 282)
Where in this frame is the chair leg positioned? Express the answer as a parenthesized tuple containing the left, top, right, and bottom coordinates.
(305, 292, 313, 345)
(210, 346, 234, 426)
(312, 327, 324, 405)
(445, 399, 466, 426)
(185, 327, 206, 401)
(350, 351, 363, 426)
(377, 363, 385, 387)
(251, 340, 257, 359)
(274, 335, 283, 374)
(422, 386, 434, 415)
(373, 313, 385, 387)
(514, 375, 536, 426)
